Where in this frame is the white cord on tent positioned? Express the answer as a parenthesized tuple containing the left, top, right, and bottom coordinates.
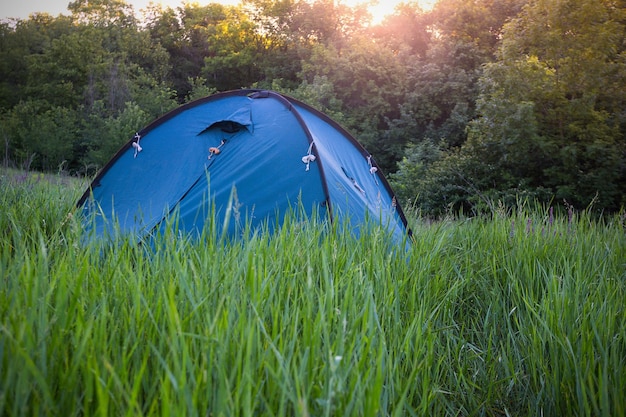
(302, 143, 316, 171)
(352, 179, 365, 194)
(208, 139, 227, 160)
(302, 155, 316, 171)
(367, 155, 379, 185)
(132, 133, 142, 158)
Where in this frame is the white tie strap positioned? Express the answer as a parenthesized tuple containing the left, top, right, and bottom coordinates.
(132, 133, 142, 158)
(302, 143, 316, 171)
(208, 139, 227, 160)
(367, 155, 378, 185)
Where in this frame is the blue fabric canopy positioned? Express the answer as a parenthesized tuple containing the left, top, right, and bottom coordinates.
(78, 90, 411, 244)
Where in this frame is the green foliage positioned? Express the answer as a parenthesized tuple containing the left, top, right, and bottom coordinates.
(1, 173, 625, 416)
(68, 0, 137, 27)
(431, 0, 526, 54)
(299, 36, 407, 171)
(386, 0, 528, 214)
(184, 77, 217, 103)
(0, 15, 74, 110)
(1, 100, 80, 171)
(389, 139, 443, 206)
(201, 9, 264, 91)
(0, 2, 177, 173)
(79, 101, 151, 169)
(393, 0, 626, 216)
(461, 0, 626, 211)
(286, 75, 347, 124)
(388, 39, 483, 152)
(371, 3, 431, 57)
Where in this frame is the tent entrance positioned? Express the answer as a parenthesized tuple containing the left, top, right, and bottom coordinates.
(210, 120, 245, 134)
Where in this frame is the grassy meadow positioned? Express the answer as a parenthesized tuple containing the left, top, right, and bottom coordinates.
(1, 168, 625, 416)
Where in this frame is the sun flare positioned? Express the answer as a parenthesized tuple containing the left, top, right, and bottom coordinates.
(139, 0, 437, 24)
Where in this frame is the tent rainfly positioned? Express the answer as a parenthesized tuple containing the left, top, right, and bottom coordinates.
(77, 89, 411, 243)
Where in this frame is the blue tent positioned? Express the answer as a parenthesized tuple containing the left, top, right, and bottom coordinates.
(78, 90, 411, 243)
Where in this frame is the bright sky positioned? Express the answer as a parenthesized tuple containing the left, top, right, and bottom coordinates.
(1, 0, 436, 23)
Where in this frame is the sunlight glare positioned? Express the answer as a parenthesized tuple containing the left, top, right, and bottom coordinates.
(347, 0, 437, 24)
(141, 0, 437, 24)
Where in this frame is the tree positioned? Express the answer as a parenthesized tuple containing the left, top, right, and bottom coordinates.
(201, 4, 267, 91)
(388, 39, 483, 153)
(0, 14, 74, 110)
(144, 4, 193, 97)
(2, 100, 80, 171)
(299, 35, 407, 171)
(19, 1, 170, 115)
(430, 0, 527, 56)
(68, 0, 137, 27)
(380, 0, 524, 184)
(466, 0, 626, 211)
(79, 101, 149, 169)
(0, 4, 176, 172)
(243, 0, 369, 46)
(370, 2, 431, 57)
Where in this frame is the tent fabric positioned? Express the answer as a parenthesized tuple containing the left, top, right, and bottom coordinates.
(78, 89, 411, 243)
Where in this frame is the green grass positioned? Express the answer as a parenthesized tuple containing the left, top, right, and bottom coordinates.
(1, 169, 625, 416)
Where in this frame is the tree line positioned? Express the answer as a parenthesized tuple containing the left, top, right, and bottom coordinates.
(1, 0, 624, 216)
